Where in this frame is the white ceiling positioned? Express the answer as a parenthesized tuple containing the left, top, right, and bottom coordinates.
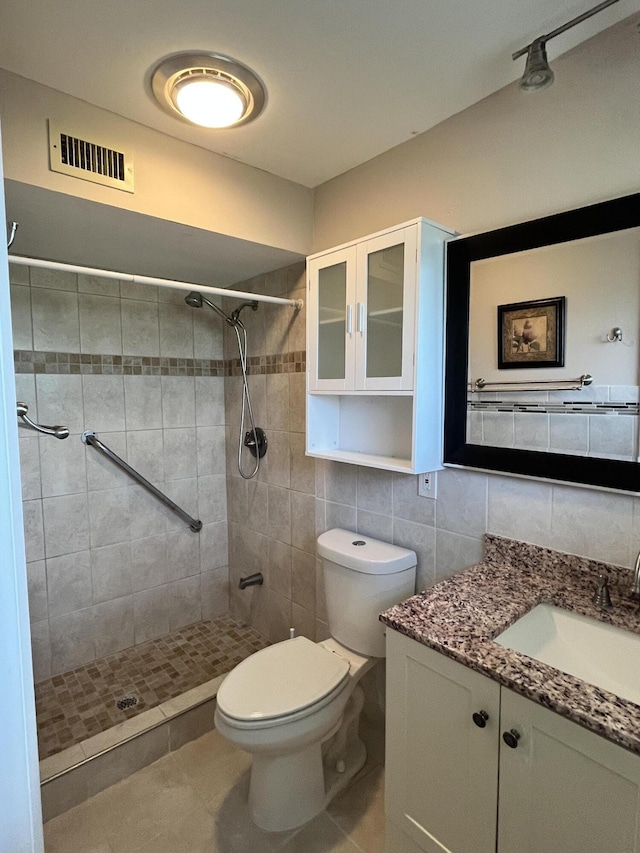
(0, 0, 635, 188)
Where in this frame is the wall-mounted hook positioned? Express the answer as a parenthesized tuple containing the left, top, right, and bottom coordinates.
(606, 327, 623, 342)
(6, 221, 18, 249)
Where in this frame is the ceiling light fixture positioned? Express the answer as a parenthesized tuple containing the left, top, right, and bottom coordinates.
(151, 52, 266, 128)
(513, 0, 620, 92)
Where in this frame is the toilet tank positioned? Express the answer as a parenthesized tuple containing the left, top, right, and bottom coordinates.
(317, 528, 416, 658)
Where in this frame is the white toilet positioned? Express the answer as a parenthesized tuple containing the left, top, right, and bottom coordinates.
(214, 528, 417, 832)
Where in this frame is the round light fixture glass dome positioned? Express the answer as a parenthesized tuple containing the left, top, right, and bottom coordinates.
(151, 52, 266, 129)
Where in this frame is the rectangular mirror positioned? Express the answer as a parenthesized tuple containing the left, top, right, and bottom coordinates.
(444, 193, 640, 492)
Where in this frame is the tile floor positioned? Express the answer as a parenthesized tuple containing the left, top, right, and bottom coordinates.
(36, 614, 270, 759)
(43, 728, 385, 853)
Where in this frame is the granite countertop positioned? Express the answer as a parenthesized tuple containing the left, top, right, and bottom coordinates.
(380, 534, 640, 755)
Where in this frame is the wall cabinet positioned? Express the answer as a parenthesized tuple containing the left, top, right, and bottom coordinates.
(386, 628, 640, 853)
(306, 218, 454, 473)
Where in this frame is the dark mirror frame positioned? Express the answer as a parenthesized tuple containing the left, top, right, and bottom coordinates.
(444, 192, 640, 493)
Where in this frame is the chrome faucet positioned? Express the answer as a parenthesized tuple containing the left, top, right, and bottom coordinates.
(632, 552, 640, 599)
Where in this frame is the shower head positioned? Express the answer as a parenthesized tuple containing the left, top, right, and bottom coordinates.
(519, 39, 554, 92)
(184, 290, 236, 325)
(185, 291, 204, 308)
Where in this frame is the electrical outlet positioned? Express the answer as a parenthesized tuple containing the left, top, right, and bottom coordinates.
(418, 471, 437, 499)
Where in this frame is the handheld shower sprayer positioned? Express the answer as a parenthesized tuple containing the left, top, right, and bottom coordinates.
(184, 291, 265, 479)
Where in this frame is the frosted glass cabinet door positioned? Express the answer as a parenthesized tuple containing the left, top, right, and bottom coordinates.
(308, 246, 357, 391)
(356, 226, 417, 391)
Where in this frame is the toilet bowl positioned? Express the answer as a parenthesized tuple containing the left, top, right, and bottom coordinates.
(214, 529, 417, 832)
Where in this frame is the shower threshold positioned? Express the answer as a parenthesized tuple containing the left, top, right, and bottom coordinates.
(37, 613, 270, 820)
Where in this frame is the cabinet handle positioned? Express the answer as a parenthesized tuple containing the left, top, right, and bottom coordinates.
(346, 305, 353, 335)
(472, 710, 489, 728)
(502, 729, 521, 749)
(357, 302, 364, 334)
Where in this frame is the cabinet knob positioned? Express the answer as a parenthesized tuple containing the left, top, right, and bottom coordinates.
(472, 710, 489, 728)
(502, 729, 521, 749)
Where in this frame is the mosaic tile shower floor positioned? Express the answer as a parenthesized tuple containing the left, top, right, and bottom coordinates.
(35, 613, 270, 760)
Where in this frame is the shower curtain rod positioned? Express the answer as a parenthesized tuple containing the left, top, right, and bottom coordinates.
(8, 255, 304, 310)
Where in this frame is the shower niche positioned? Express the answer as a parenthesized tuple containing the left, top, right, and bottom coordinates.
(306, 218, 454, 473)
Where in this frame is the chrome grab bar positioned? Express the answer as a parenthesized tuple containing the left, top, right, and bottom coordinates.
(82, 430, 202, 532)
(472, 374, 593, 393)
(17, 402, 69, 439)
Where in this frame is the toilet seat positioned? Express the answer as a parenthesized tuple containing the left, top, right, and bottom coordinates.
(216, 636, 350, 729)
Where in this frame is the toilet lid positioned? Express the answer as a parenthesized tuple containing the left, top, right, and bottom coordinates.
(217, 636, 350, 722)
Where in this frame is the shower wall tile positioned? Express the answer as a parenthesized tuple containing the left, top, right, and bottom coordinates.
(168, 575, 202, 631)
(290, 432, 315, 495)
(31, 288, 80, 352)
(78, 273, 120, 297)
(92, 596, 135, 658)
(86, 431, 127, 492)
(291, 602, 315, 641)
(124, 376, 163, 430)
(79, 294, 122, 354)
(196, 426, 226, 475)
(159, 303, 194, 359)
(30, 619, 51, 682)
(291, 547, 316, 613)
(266, 374, 289, 430)
(291, 492, 316, 554)
(268, 485, 291, 544)
(36, 375, 84, 434)
(197, 474, 227, 523)
(289, 374, 306, 434)
(246, 479, 269, 534)
(163, 428, 197, 481)
(14, 264, 230, 674)
(130, 534, 169, 591)
(42, 493, 90, 558)
(10, 284, 32, 349)
(166, 528, 200, 579)
(88, 487, 131, 547)
(49, 608, 95, 674)
(19, 435, 41, 500)
(9, 262, 30, 286)
(121, 299, 160, 356)
(193, 309, 223, 360)
(195, 377, 225, 426)
(200, 521, 228, 571)
(91, 541, 133, 603)
(120, 280, 158, 302)
(39, 433, 87, 497)
(126, 429, 164, 483)
(201, 567, 229, 619)
(26, 559, 47, 623)
(30, 267, 77, 292)
(23, 498, 45, 562)
(134, 586, 170, 644)
(162, 478, 199, 533)
(82, 375, 126, 432)
(46, 550, 92, 617)
(266, 430, 291, 488)
(161, 377, 195, 427)
(128, 484, 168, 540)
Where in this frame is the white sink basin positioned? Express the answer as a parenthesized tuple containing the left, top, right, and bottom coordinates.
(494, 604, 640, 705)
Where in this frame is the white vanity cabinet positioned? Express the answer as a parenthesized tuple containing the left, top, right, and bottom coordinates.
(306, 218, 454, 473)
(386, 628, 640, 853)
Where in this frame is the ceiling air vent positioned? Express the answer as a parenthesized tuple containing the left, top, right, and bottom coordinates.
(48, 121, 134, 193)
